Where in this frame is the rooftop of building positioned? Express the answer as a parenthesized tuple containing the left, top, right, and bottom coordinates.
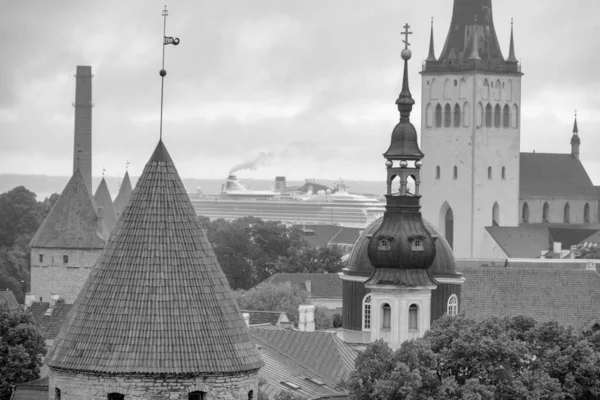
(10, 377, 49, 400)
(113, 170, 133, 217)
(93, 177, 118, 235)
(0, 290, 19, 309)
(29, 300, 73, 340)
(258, 273, 343, 299)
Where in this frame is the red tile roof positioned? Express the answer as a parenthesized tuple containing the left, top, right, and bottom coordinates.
(93, 177, 118, 235)
(260, 273, 342, 298)
(113, 171, 133, 218)
(45, 140, 263, 374)
(0, 290, 19, 309)
(458, 261, 600, 329)
(520, 153, 596, 197)
(29, 169, 105, 249)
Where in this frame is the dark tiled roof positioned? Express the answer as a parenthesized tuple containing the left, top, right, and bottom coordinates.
(261, 273, 342, 298)
(458, 262, 600, 330)
(93, 178, 118, 235)
(29, 169, 105, 249)
(243, 310, 289, 326)
(346, 217, 458, 278)
(520, 153, 596, 197)
(486, 226, 549, 258)
(28, 301, 72, 340)
(11, 377, 49, 400)
(549, 227, 600, 249)
(251, 326, 355, 399)
(45, 140, 263, 374)
(0, 290, 19, 309)
(113, 171, 133, 218)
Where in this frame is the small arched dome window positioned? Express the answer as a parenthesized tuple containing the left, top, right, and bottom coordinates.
(543, 202, 550, 223)
(382, 303, 391, 330)
(108, 394, 125, 400)
(55, 388, 61, 400)
(435, 104, 443, 127)
(444, 104, 452, 127)
(584, 203, 591, 223)
(564, 203, 570, 223)
(494, 104, 502, 128)
(453, 166, 458, 180)
(447, 295, 458, 316)
(501, 166, 506, 180)
(488, 166, 492, 180)
(409, 304, 419, 330)
(454, 104, 461, 127)
(485, 104, 493, 127)
(189, 392, 207, 400)
(522, 202, 529, 223)
(436, 166, 441, 180)
(363, 294, 371, 331)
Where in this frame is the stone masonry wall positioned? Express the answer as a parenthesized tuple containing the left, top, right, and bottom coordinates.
(49, 368, 259, 400)
(30, 248, 102, 303)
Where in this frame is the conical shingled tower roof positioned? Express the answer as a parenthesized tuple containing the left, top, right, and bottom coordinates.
(94, 177, 118, 235)
(45, 140, 263, 374)
(113, 171, 133, 218)
(30, 169, 105, 249)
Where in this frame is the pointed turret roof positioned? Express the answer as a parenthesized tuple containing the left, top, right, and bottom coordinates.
(94, 178, 118, 235)
(45, 140, 263, 374)
(113, 171, 133, 218)
(573, 115, 579, 134)
(30, 169, 105, 249)
(425, 19, 436, 62)
(506, 19, 518, 63)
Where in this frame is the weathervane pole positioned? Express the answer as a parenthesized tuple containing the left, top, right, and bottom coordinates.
(159, 5, 180, 141)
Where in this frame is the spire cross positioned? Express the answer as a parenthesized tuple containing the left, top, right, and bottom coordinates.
(102, 167, 106, 177)
(126, 160, 130, 171)
(575, 110, 578, 118)
(402, 23, 413, 49)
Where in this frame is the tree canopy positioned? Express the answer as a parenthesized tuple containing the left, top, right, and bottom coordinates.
(347, 314, 600, 400)
(0, 305, 46, 400)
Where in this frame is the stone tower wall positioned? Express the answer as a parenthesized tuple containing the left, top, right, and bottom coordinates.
(30, 248, 101, 303)
(49, 368, 259, 400)
(420, 72, 522, 258)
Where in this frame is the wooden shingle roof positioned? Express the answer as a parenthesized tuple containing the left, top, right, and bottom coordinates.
(113, 171, 133, 218)
(45, 140, 263, 374)
(94, 177, 118, 235)
(29, 169, 105, 249)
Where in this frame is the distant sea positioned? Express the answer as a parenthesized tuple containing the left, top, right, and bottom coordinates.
(0, 174, 388, 200)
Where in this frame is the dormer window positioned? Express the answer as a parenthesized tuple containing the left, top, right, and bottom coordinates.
(409, 236, 425, 252)
(377, 237, 393, 251)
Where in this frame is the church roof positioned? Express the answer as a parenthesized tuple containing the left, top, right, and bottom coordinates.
(458, 261, 600, 330)
(113, 171, 133, 217)
(45, 140, 263, 374)
(29, 169, 105, 249)
(93, 178, 118, 235)
(485, 226, 549, 258)
(520, 153, 596, 197)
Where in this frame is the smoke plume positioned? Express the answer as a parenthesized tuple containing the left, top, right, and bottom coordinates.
(229, 152, 274, 175)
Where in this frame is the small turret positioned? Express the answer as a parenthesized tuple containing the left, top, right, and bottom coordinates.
(571, 112, 580, 159)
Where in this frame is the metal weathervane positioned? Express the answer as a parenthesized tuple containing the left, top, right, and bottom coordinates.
(159, 5, 180, 140)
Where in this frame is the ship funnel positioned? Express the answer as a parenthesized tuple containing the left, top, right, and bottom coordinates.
(275, 176, 286, 193)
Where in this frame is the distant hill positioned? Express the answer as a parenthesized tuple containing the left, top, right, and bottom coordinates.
(0, 174, 387, 199)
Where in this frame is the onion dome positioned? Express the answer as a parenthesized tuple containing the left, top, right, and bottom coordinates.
(347, 217, 458, 279)
(45, 140, 264, 374)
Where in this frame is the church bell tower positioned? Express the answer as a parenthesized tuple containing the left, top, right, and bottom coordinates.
(420, 0, 523, 258)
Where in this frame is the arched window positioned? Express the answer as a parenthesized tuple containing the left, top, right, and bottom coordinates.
(492, 202, 500, 227)
(435, 104, 442, 127)
(483, 79, 490, 100)
(543, 202, 550, 223)
(363, 294, 371, 330)
(248, 390, 254, 400)
(445, 207, 454, 249)
(463, 102, 471, 127)
(444, 104, 452, 127)
(382, 304, 391, 330)
(189, 392, 207, 400)
(409, 304, 419, 330)
(436, 166, 441, 179)
(494, 104, 501, 127)
(55, 388, 61, 400)
(485, 104, 492, 127)
(584, 203, 590, 223)
(108, 394, 125, 400)
(512, 104, 520, 128)
(501, 166, 506, 180)
(522, 203, 529, 223)
(426, 103, 433, 128)
(453, 166, 458, 180)
(564, 203, 570, 223)
(454, 104, 461, 127)
(447, 295, 458, 316)
(488, 166, 492, 180)
(503, 104, 510, 127)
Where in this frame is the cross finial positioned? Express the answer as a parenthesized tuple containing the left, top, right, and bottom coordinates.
(162, 5, 168, 17)
(575, 110, 578, 118)
(402, 23, 413, 50)
(431, 17, 434, 26)
(126, 160, 130, 171)
(102, 167, 106, 177)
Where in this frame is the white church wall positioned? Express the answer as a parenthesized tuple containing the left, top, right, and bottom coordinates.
(520, 197, 598, 224)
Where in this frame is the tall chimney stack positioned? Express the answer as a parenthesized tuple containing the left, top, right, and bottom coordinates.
(73, 66, 93, 192)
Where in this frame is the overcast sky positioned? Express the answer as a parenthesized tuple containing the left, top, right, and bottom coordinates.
(1, 0, 599, 183)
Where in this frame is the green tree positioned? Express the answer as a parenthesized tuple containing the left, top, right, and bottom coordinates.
(314, 305, 333, 330)
(0, 306, 46, 400)
(236, 283, 309, 325)
(347, 315, 600, 400)
(0, 187, 41, 249)
(278, 245, 345, 274)
(272, 391, 306, 400)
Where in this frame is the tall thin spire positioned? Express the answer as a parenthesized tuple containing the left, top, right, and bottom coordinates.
(571, 111, 581, 159)
(507, 18, 518, 63)
(158, 6, 180, 140)
(573, 110, 579, 134)
(425, 17, 436, 62)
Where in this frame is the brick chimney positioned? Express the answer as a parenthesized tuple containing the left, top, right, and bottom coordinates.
(298, 305, 315, 332)
(73, 66, 93, 192)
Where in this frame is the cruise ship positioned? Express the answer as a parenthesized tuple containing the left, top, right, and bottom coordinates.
(189, 176, 386, 228)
